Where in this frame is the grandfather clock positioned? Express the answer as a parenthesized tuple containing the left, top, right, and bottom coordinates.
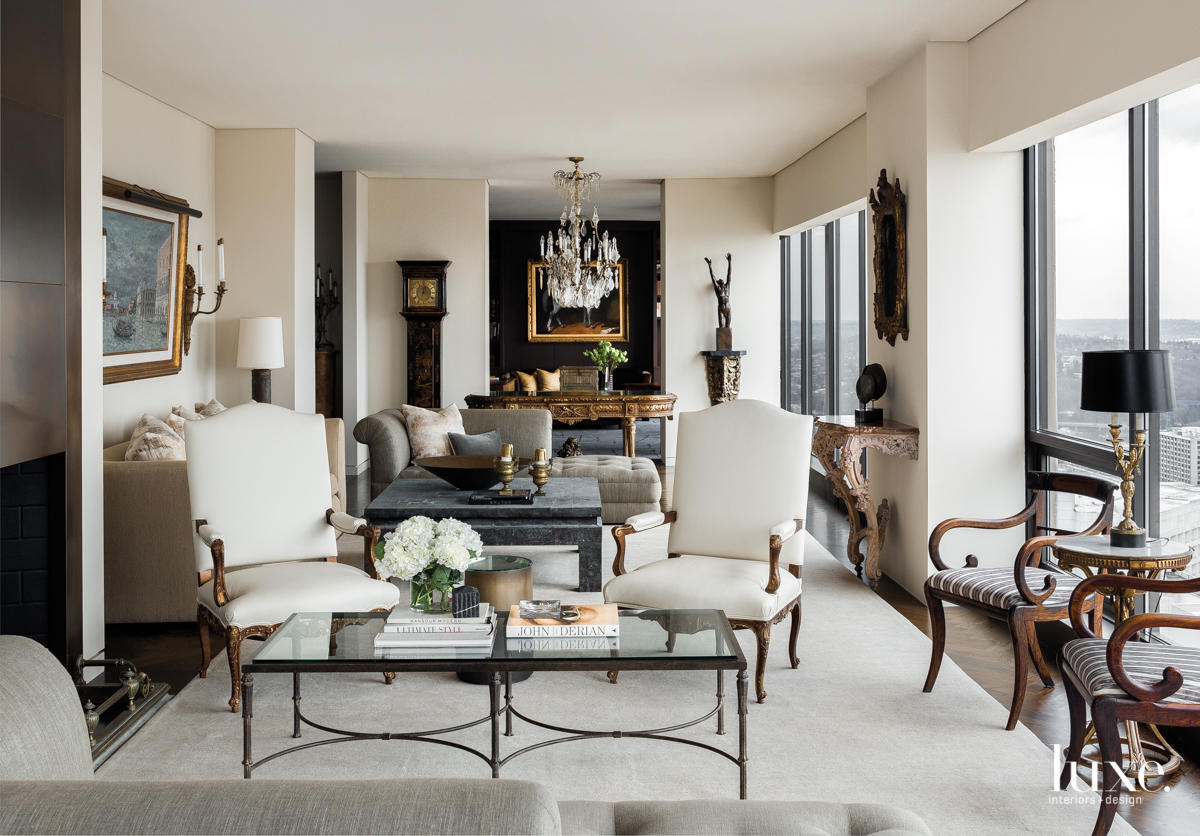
(397, 260, 450, 408)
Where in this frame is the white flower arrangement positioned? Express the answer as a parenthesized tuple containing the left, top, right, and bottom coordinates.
(373, 516, 483, 611)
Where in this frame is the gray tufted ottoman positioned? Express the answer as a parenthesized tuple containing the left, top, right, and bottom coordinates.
(551, 455, 662, 524)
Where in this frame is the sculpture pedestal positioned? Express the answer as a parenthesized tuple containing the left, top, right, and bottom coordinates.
(700, 350, 746, 406)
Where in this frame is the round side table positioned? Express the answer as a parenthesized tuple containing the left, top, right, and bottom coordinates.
(1052, 534, 1193, 777)
(458, 555, 534, 685)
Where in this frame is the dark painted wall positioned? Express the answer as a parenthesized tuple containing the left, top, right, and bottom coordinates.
(489, 220, 658, 387)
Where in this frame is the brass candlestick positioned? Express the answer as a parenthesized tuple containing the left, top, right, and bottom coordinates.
(530, 448, 550, 496)
(1108, 413, 1147, 548)
(494, 443, 517, 496)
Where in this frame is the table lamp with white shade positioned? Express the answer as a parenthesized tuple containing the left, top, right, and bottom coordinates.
(237, 317, 284, 404)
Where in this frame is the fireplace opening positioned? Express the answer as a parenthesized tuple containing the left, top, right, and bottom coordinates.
(1, 452, 67, 661)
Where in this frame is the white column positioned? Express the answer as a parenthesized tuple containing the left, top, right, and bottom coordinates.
(215, 129, 316, 411)
(342, 171, 369, 472)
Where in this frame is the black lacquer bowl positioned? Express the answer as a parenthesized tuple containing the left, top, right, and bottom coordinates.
(413, 455, 532, 491)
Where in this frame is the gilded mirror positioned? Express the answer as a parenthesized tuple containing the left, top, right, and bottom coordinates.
(868, 169, 908, 346)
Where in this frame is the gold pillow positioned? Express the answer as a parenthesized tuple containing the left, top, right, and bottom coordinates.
(536, 368, 561, 392)
(517, 371, 538, 393)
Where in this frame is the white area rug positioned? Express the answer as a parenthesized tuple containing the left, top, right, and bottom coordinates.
(98, 528, 1136, 835)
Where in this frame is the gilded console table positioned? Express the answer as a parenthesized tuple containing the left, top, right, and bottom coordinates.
(812, 416, 919, 590)
(464, 390, 677, 457)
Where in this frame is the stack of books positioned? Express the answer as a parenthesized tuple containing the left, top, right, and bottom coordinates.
(505, 602, 620, 651)
(374, 603, 496, 657)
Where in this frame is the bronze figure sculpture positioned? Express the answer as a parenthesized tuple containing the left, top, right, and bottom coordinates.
(706, 254, 732, 328)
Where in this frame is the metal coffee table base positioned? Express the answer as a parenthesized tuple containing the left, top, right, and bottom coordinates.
(241, 669, 750, 798)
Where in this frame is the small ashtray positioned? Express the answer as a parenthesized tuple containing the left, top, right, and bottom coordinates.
(519, 600, 561, 620)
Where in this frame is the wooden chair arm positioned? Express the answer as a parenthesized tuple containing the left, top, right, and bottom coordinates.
(611, 510, 677, 577)
(194, 518, 230, 608)
(1105, 610, 1200, 702)
(765, 518, 804, 594)
(928, 497, 1037, 571)
(1011, 534, 1069, 606)
(326, 508, 382, 580)
(1069, 573, 1200, 639)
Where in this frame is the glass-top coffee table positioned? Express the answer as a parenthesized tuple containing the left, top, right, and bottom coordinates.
(246, 609, 750, 796)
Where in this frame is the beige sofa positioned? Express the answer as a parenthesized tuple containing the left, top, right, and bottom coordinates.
(0, 635, 932, 836)
(354, 408, 661, 523)
(102, 418, 347, 624)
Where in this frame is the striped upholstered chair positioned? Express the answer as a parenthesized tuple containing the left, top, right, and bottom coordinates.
(922, 471, 1116, 730)
(1059, 573, 1200, 835)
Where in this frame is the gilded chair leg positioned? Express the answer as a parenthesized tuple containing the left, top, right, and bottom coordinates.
(788, 602, 801, 669)
(1006, 611, 1029, 731)
(383, 672, 396, 685)
(1025, 621, 1054, 687)
(752, 623, 770, 703)
(227, 627, 244, 713)
(1060, 661, 1087, 790)
(197, 607, 212, 678)
(922, 584, 946, 693)
(607, 671, 619, 684)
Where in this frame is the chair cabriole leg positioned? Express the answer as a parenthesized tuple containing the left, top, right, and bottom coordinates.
(752, 623, 770, 703)
(922, 584, 946, 693)
(227, 627, 244, 713)
(197, 607, 212, 678)
(1006, 610, 1029, 731)
(788, 601, 801, 669)
(1025, 620, 1055, 687)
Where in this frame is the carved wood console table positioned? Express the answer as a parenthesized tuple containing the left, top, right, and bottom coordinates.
(464, 390, 677, 457)
(812, 416, 919, 590)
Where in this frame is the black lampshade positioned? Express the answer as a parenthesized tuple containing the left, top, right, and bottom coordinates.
(1080, 350, 1176, 414)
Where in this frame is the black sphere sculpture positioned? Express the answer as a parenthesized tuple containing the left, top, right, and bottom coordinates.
(855, 364, 887, 424)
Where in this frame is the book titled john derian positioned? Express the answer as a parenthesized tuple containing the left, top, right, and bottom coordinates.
(505, 603, 619, 638)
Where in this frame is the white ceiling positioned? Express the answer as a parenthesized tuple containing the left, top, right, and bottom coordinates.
(104, 0, 1022, 216)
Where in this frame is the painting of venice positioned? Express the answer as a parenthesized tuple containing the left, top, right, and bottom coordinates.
(103, 207, 175, 355)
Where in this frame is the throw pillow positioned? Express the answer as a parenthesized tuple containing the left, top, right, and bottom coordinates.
(124, 414, 186, 461)
(193, 398, 227, 417)
(516, 370, 537, 394)
(165, 413, 189, 440)
(535, 368, 561, 392)
(400, 403, 465, 459)
(448, 428, 502, 456)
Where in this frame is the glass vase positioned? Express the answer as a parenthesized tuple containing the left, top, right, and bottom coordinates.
(409, 579, 453, 614)
(603, 366, 614, 390)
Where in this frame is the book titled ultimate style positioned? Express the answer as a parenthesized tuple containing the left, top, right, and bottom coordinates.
(505, 603, 619, 637)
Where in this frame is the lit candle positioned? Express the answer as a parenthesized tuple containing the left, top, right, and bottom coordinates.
(196, 245, 204, 287)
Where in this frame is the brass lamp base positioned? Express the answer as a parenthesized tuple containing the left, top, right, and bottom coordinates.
(1111, 528, 1147, 549)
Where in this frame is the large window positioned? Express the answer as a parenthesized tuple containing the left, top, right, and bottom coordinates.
(1028, 83, 1200, 645)
(781, 210, 866, 418)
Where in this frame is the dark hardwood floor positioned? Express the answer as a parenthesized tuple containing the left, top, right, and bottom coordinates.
(104, 453, 1200, 833)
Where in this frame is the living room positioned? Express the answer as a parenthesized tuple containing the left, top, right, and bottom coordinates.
(3, 2, 1200, 835)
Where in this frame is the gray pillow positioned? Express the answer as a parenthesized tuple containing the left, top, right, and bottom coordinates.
(448, 428, 502, 456)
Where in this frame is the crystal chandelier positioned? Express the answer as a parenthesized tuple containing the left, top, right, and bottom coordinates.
(539, 157, 620, 311)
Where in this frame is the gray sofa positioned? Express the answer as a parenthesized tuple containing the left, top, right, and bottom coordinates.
(354, 408, 661, 523)
(0, 635, 931, 836)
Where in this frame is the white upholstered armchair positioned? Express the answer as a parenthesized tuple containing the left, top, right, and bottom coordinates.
(187, 403, 400, 711)
(604, 399, 813, 703)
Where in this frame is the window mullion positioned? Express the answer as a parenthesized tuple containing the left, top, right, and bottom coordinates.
(826, 221, 839, 415)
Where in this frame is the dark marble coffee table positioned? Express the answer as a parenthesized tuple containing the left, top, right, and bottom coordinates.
(364, 476, 604, 592)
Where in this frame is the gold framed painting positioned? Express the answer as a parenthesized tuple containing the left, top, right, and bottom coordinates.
(101, 176, 190, 384)
(527, 259, 628, 343)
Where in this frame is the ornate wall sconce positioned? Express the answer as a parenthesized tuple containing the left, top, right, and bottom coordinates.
(183, 239, 228, 356)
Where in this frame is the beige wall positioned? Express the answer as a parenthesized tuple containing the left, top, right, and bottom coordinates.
(365, 178, 489, 412)
(774, 116, 866, 234)
(660, 178, 777, 464)
(100, 75, 218, 446)
(214, 129, 316, 412)
(970, 0, 1200, 151)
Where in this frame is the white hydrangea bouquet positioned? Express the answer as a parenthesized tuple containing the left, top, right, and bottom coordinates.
(373, 516, 483, 613)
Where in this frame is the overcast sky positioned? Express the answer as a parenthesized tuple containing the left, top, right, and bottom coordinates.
(1054, 82, 1200, 322)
